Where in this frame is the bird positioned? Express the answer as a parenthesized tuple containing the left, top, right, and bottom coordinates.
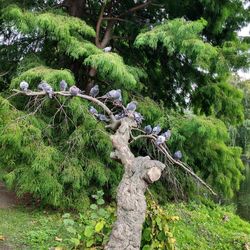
(144, 125, 152, 134)
(162, 130, 171, 140)
(103, 46, 112, 52)
(38, 81, 49, 91)
(44, 84, 53, 98)
(156, 135, 166, 145)
(173, 150, 182, 160)
(89, 106, 98, 116)
(19, 81, 29, 91)
(115, 112, 125, 120)
(89, 85, 99, 97)
(98, 114, 110, 122)
(126, 101, 137, 112)
(152, 125, 161, 135)
(60, 80, 67, 91)
(69, 85, 80, 96)
(104, 89, 122, 101)
(134, 112, 144, 125)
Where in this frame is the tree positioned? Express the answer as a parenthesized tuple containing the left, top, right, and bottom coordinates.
(0, 0, 248, 208)
(12, 84, 215, 249)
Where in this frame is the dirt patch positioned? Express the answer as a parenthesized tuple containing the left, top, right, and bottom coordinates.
(0, 182, 19, 209)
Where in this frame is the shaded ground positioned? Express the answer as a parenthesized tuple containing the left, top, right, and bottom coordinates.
(0, 182, 19, 209)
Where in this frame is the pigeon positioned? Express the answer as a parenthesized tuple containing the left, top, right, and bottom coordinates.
(98, 114, 110, 122)
(89, 106, 98, 116)
(162, 129, 171, 140)
(19, 81, 29, 91)
(115, 112, 125, 120)
(69, 85, 80, 96)
(60, 80, 67, 91)
(134, 112, 144, 125)
(89, 85, 99, 97)
(44, 84, 53, 98)
(38, 81, 49, 91)
(144, 125, 152, 134)
(152, 125, 161, 135)
(126, 101, 137, 112)
(173, 150, 182, 160)
(156, 135, 166, 145)
(104, 89, 122, 101)
(103, 46, 112, 52)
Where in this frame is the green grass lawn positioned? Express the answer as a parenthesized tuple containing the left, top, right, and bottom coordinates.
(0, 207, 69, 250)
(166, 202, 250, 250)
(0, 202, 249, 250)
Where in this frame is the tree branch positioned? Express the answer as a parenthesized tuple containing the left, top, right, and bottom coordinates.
(13, 89, 118, 126)
(95, 4, 106, 47)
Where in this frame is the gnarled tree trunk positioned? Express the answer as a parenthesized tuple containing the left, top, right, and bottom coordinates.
(105, 116, 165, 250)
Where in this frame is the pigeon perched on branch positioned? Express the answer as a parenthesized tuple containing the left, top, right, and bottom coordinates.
(44, 84, 53, 99)
(89, 106, 98, 116)
(60, 80, 67, 91)
(98, 114, 110, 122)
(103, 89, 122, 101)
(162, 130, 171, 140)
(126, 101, 137, 112)
(173, 150, 182, 160)
(152, 125, 161, 135)
(89, 85, 99, 97)
(38, 81, 49, 91)
(156, 135, 166, 145)
(19, 81, 29, 91)
(69, 85, 80, 96)
(115, 112, 125, 120)
(134, 112, 144, 125)
(103, 46, 112, 52)
(144, 125, 152, 134)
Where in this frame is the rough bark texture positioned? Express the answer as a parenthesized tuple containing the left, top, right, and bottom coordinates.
(105, 116, 165, 250)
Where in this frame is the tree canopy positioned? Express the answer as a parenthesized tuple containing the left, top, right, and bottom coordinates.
(0, 0, 249, 208)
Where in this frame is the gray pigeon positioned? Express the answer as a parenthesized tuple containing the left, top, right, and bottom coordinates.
(126, 101, 137, 112)
(44, 84, 53, 99)
(38, 81, 50, 91)
(103, 46, 112, 52)
(134, 112, 144, 125)
(104, 89, 122, 101)
(144, 125, 152, 134)
(60, 80, 67, 91)
(69, 85, 80, 96)
(89, 106, 98, 116)
(19, 81, 29, 91)
(173, 150, 182, 160)
(98, 114, 110, 122)
(89, 85, 99, 97)
(162, 130, 171, 140)
(115, 112, 125, 120)
(156, 135, 166, 145)
(152, 125, 161, 135)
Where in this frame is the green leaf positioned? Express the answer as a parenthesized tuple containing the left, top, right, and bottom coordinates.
(142, 228, 152, 242)
(66, 226, 76, 234)
(90, 204, 98, 210)
(97, 198, 105, 205)
(95, 221, 105, 233)
(86, 238, 94, 247)
(70, 237, 80, 246)
(142, 245, 151, 250)
(84, 226, 94, 238)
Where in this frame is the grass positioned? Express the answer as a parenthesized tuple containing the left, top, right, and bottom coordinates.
(166, 202, 250, 250)
(0, 206, 69, 250)
(0, 201, 249, 250)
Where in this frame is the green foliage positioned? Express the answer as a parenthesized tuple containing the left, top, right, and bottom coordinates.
(10, 66, 75, 90)
(61, 190, 115, 249)
(166, 201, 250, 250)
(193, 81, 244, 126)
(135, 18, 225, 75)
(170, 115, 245, 198)
(141, 197, 177, 250)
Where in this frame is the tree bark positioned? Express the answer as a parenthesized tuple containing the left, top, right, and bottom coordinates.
(105, 116, 165, 250)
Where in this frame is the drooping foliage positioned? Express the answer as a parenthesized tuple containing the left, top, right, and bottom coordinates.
(0, 0, 249, 208)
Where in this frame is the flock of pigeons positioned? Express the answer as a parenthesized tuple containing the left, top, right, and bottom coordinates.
(19, 79, 182, 161)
